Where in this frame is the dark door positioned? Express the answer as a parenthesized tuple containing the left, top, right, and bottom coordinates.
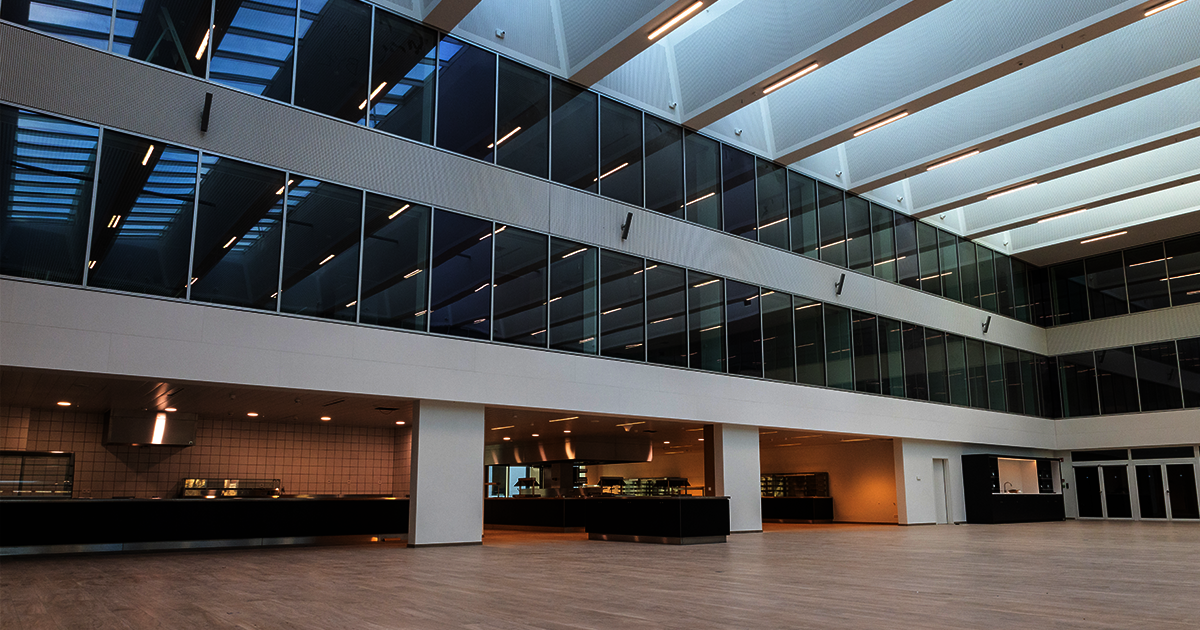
(1102, 466, 1132, 518)
(1166, 464, 1200, 519)
(1075, 466, 1103, 518)
(1135, 465, 1167, 519)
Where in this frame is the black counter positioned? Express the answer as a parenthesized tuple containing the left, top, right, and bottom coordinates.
(484, 497, 588, 529)
(584, 496, 729, 544)
(962, 454, 1065, 524)
(761, 496, 833, 522)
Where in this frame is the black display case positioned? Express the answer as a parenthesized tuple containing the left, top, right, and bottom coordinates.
(962, 454, 1065, 524)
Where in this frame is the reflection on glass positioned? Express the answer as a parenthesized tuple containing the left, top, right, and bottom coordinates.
(0, 107, 98, 284)
(2, 0, 114, 50)
(966, 338, 988, 410)
(789, 171, 818, 259)
(995, 253, 1013, 317)
(280, 177, 361, 320)
(294, 0, 371, 122)
(1165, 235, 1200, 306)
(436, 36, 496, 160)
(1096, 347, 1139, 415)
(370, 10, 437, 143)
(1084, 252, 1126, 319)
(1019, 351, 1039, 416)
(878, 317, 904, 397)
(1002, 346, 1022, 413)
(985, 343, 1005, 412)
(496, 59, 548, 178)
(599, 99, 642, 206)
(210, 0, 297, 102)
(688, 271, 724, 372)
(977, 246, 997, 313)
(430, 209, 491, 338)
(926, 329, 948, 403)
(958, 238, 979, 307)
(88, 130, 196, 297)
(871, 204, 896, 282)
(684, 132, 720, 229)
(1125, 243, 1170, 312)
(902, 322, 927, 400)
(726, 280, 761, 377)
(1036, 354, 1060, 418)
(1051, 259, 1088, 324)
(645, 262, 686, 366)
(824, 305, 852, 390)
(1133, 342, 1181, 412)
(190, 154, 283, 310)
(600, 251, 644, 360)
(644, 116, 683, 218)
(721, 146, 755, 239)
(846, 196, 872, 275)
(916, 222, 940, 296)
(360, 193, 429, 331)
(1178, 337, 1200, 408)
(938, 230, 959, 301)
(113, 0, 211, 76)
(1028, 265, 1053, 327)
(756, 160, 787, 250)
(1012, 259, 1031, 322)
(894, 214, 918, 289)
(795, 298, 824, 386)
(492, 226, 547, 346)
(852, 311, 879, 394)
(946, 334, 968, 406)
(762, 291, 794, 382)
(817, 182, 845, 267)
(551, 80, 597, 192)
(549, 238, 597, 354)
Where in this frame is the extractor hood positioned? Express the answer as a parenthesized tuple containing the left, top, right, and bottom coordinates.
(103, 410, 197, 446)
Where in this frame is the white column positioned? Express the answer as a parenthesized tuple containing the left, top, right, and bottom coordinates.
(711, 423, 762, 533)
(893, 438, 966, 525)
(407, 400, 485, 547)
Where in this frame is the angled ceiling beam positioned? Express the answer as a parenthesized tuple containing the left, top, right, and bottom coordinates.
(421, 0, 485, 32)
(569, 0, 703, 87)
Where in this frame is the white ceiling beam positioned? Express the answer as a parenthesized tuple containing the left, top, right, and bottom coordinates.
(422, 0, 486, 32)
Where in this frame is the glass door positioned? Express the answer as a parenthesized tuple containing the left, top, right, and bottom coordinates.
(1102, 466, 1132, 518)
(1136, 465, 1168, 519)
(1166, 464, 1200, 519)
(1075, 466, 1103, 518)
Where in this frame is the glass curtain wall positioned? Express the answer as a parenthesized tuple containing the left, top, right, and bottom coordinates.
(549, 238, 597, 354)
(599, 99, 643, 207)
(551, 80, 597, 192)
(722, 146, 756, 239)
(435, 37, 495, 160)
(824, 305, 853, 390)
(645, 117, 684, 218)
(761, 291, 795, 382)
(878, 317, 905, 397)
(795, 299, 825, 386)
(817, 183, 846, 268)
(757, 160, 788, 250)
(359, 195, 429, 331)
(599, 251, 645, 360)
(688, 271, 724, 372)
(645, 262, 687, 367)
(871, 203, 897, 282)
(726, 280, 762, 377)
(789, 172, 818, 259)
(280, 178, 361, 321)
(852, 311, 880, 394)
(493, 226, 548, 346)
(685, 132, 721, 229)
(496, 59, 549, 178)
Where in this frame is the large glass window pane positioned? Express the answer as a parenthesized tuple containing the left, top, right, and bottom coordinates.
(1178, 337, 1200, 408)
(549, 238, 597, 354)
(1096, 347, 1139, 414)
(360, 194, 429, 331)
(985, 343, 1006, 411)
(1002, 347, 1023, 413)
(756, 160, 787, 249)
(645, 117, 683, 218)
(1125, 243, 1171, 312)
(871, 204, 896, 282)
(190, 154, 283, 310)
(825, 305, 852, 390)
(958, 238, 979, 307)
(0, 107, 97, 284)
(1058, 352, 1099, 417)
(926, 329, 948, 403)
(3, 0, 114, 50)
(551, 80, 597, 192)
(762, 291, 794, 382)
(369, 10, 437, 144)
(280, 177, 360, 320)
(788, 172, 818, 259)
(846, 196, 872, 275)
(1019, 351, 1039, 416)
(1011, 259, 1031, 323)
(966, 339, 988, 409)
(684, 132, 721, 229)
(600, 251, 644, 360)
(817, 183, 846, 267)
(1165, 235, 1200, 306)
(726, 280, 762, 377)
(1051, 259, 1089, 324)
(1036, 354, 1060, 418)
(493, 226, 547, 346)
(645, 262, 686, 367)
(294, 0, 370, 122)
(946, 334, 968, 406)
(88, 131, 195, 297)
(1135, 342, 1182, 412)
(902, 323, 927, 400)
(995, 255, 1014, 317)
(429, 209, 491, 338)
(495, 59, 548, 178)
(599, 99, 642, 207)
(1028, 265, 1052, 327)
(878, 317, 905, 397)
(916, 222, 941, 296)
(721, 146, 756, 239)
(688, 272, 724, 372)
(938, 230, 959, 301)
(852, 311, 880, 394)
(1085, 252, 1127, 319)
(113, 0, 211, 76)
(210, 0, 296, 101)
(795, 298, 824, 386)
(894, 215, 919, 289)
(436, 36, 496, 160)
(978, 246, 998, 313)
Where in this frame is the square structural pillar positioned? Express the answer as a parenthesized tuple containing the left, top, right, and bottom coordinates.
(704, 423, 762, 533)
(407, 400, 485, 547)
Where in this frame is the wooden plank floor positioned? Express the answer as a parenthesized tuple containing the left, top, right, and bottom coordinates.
(3, 521, 1198, 629)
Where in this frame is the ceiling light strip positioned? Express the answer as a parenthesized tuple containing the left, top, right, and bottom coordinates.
(648, 1, 704, 40)
(1037, 208, 1087, 224)
(986, 181, 1038, 199)
(926, 150, 980, 171)
(852, 111, 908, 137)
(1080, 231, 1127, 244)
(1145, 0, 1187, 17)
(763, 62, 819, 95)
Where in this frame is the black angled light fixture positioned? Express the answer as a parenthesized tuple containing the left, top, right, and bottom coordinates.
(201, 93, 213, 132)
(621, 212, 633, 240)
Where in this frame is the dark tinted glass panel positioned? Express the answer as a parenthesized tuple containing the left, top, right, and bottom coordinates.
(3, 0, 113, 50)
(1165, 235, 1200, 306)
(211, 0, 296, 101)
(1125, 243, 1170, 312)
(1011, 259, 1031, 323)
(788, 172, 817, 259)
(1074, 466, 1103, 517)
(852, 311, 879, 394)
(688, 272, 724, 372)
(599, 99, 642, 206)
(984, 343, 1005, 411)
(757, 160, 787, 249)
(684, 132, 720, 229)
(551, 80, 597, 191)
(878, 317, 905, 397)
(1137, 465, 1167, 519)
(600, 251, 644, 360)
(871, 204, 896, 282)
(795, 299, 824, 386)
(645, 262, 686, 367)
(495, 60, 549, 177)
(916, 222, 940, 296)
(1051, 259, 1088, 324)
(845, 196, 872, 275)
(938, 230, 959, 301)
(1019, 351, 1039, 416)
(360, 195, 429, 331)
(370, 10, 437, 143)
(995, 254, 1014, 317)
(926, 330, 948, 403)
(0, 108, 97, 284)
(825, 305, 852, 390)
(114, 0, 210, 76)
(946, 334, 968, 406)
(966, 338, 988, 409)
(817, 183, 845, 267)
(279, 178, 360, 320)
(429, 210, 491, 338)
(1167, 463, 1200, 519)
(902, 323, 927, 400)
(1085, 252, 1127, 319)
(190, 155, 283, 310)
(761, 291, 794, 382)
(295, 0, 370, 122)
(726, 280, 762, 377)
(1103, 466, 1132, 518)
(644, 117, 683, 217)
(1059, 352, 1099, 417)
(549, 239, 597, 353)
(721, 147, 755, 239)
(1028, 265, 1052, 326)
(1002, 346, 1022, 413)
(894, 214, 918, 289)
(88, 131, 195, 297)
(1134, 341, 1182, 412)
(436, 37, 496, 160)
(959, 238, 979, 306)
(493, 226, 547, 346)
(1096, 347, 1139, 415)
(1036, 354, 1060, 418)
(1132, 446, 1195, 460)
(977, 247, 997, 313)
(1072, 449, 1127, 462)
(1181, 338, 1200, 408)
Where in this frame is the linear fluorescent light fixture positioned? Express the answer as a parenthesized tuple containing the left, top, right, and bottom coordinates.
(488, 126, 522, 149)
(763, 63, 819, 95)
(388, 204, 411, 219)
(1037, 208, 1087, 224)
(986, 181, 1038, 199)
(195, 25, 213, 60)
(648, 1, 704, 40)
(359, 82, 388, 109)
(141, 144, 155, 166)
(926, 150, 980, 171)
(223, 236, 238, 249)
(1080, 231, 1127, 244)
(853, 111, 908, 137)
(1145, 0, 1187, 17)
(549, 416, 578, 422)
(319, 254, 335, 265)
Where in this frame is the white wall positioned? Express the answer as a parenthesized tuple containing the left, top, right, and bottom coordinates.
(761, 440, 898, 524)
(1044, 302, 1200, 355)
(893, 439, 966, 525)
(712, 424, 762, 533)
(408, 400, 485, 546)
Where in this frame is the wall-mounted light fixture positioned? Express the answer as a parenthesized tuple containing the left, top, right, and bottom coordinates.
(835, 273, 846, 296)
(201, 93, 213, 132)
(621, 212, 633, 240)
(982, 316, 992, 334)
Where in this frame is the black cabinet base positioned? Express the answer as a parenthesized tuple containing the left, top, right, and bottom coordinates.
(588, 533, 726, 545)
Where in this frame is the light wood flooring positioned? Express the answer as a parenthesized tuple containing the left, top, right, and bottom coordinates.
(3, 521, 1199, 629)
